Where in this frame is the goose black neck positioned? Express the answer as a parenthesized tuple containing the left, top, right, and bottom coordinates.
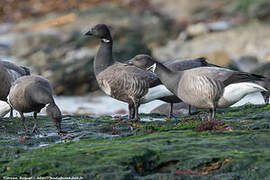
(94, 38, 114, 76)
(154, 61, 182, 94)
(154, 61, 173, 75)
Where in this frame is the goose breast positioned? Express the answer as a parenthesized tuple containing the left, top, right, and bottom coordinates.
(178, 73, 223, 108)
(96, 63, 154, 104)
(8, 76, 53, 113)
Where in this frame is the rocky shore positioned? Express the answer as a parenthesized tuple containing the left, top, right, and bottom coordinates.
(1, 104, 270, 179)
(1, 1, 270, 179)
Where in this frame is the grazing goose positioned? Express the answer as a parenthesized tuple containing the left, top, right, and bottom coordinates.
(129, 55, 216, 117)
(250, 63, 270, 105)
(84, 24, 174, 121)
(0, 60, 30, 118)
(8, 75, 62, 134)
(129, 57, 267, 120)
(260, 80, 270, 105)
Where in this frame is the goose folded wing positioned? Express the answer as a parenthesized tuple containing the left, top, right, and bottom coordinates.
(165, 57, 219, 71)
(223, 71, 266, 87)
(124, 64, 161, 88)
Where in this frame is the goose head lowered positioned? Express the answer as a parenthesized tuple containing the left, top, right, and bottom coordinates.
(128, 55, 156, 72)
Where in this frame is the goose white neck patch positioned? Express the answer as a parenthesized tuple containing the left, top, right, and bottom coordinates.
(147, 63, 157, 73)
(102, 38, 110, 43)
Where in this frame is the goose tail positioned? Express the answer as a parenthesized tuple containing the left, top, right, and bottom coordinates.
(0, 100, 11, 117)
(141, 85, 174, 104)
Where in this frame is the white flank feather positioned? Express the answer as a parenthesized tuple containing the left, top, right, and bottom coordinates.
(0, 100, 10, 117)
(141, 85, 174, 103)
(222, 82, 267, 105)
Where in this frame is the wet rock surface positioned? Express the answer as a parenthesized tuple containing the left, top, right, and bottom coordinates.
(1, 104, 270, 179)
(151, 102, 197, 117)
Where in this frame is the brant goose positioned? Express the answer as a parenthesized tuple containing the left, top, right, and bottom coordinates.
(8, 75, 62, 134)
(129, 57, 267, 120)
(84, 24, 172, 121)
(260, 80, 270, 104)
(129, 55, 216, 117)
(0, 60, 30, 118)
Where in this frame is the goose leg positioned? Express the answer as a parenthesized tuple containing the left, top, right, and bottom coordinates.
(19, 112, 28, 134)
(128, 104, 135, 120)
(32, 112, 40, 134)
(9, 106, 13, 120)
(133, 103, 140, 121)
(131, 98, 140, 121)
(261, 92, 269, 105)
(209, 107, 216, 121)
(168, 103, 174, 118)
(188, 105, 191, 115)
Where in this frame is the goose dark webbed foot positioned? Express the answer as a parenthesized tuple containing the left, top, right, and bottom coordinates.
(168, 103, 174, 119)
(58, 130, 68, 135)
(131, 117, 140, 122)
(9, 107, 13, 121)
(209, 106, 216, 121)
(264, 95, 269, 105)
(31, 125, 41, 135)
(24, 129, 31, 136)
(168, 113, 176, 119)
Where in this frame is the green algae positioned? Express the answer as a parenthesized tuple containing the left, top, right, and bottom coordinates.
(1, 104, 270, 179)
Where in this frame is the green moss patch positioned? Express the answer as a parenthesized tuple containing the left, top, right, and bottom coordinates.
(1, 104, 270, 179)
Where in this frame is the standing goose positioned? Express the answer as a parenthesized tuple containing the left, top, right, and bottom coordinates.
(84, 24, 174, 121)
(8, 75, 62, 134)
(129, 55, 216, 117)
(0, 60, 30, 118)
(129, 57, 267, 120)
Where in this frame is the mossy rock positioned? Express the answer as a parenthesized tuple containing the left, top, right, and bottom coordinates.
(1, 104, 270, 179)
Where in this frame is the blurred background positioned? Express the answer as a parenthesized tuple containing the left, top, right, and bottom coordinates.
(0, 0, 270, 116)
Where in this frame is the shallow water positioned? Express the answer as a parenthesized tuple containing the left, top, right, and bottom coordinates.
(53, 92, 265, 116)
(0, 114, 168, 149)
(0, 92, 265, 149)
(3, 92, 265, 118)
(54, 95, 165, 116)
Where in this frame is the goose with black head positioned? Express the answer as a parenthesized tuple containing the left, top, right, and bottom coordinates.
(129, 56, 267, 120)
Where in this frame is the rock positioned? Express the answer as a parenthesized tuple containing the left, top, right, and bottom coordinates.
(249, 1, 270, 21)
(186, 20, 239, 38)
(42, 48, 98, 95)
(7, 16, 155, 95)
(10, 30, 69, 58)
(186, 23, 209, 37)
(198, 50, 231, 67)
(208, 20, 236, 32)
(6, 3, 182, 95)
(153, 22, 270, 65)
(149, 0, 230, 23)
(251, 62, 270, 78)
(232, 55, 259, 72)
(9, 26, 153, 95)
(151, 102, 197, 117)
(9, 29, 99, 95)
